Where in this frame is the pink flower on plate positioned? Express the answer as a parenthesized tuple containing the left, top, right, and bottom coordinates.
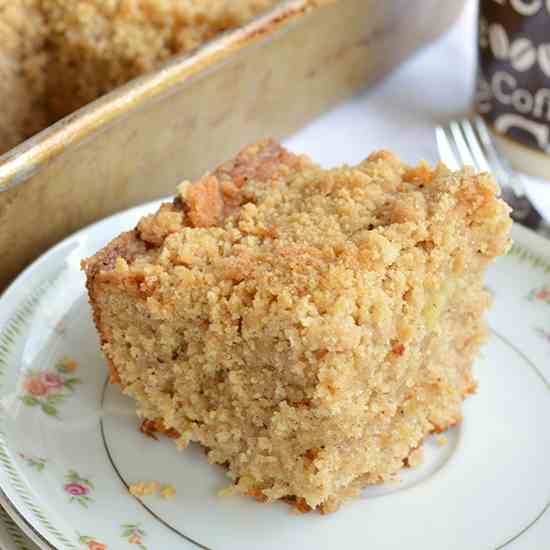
(24, 377, 49, 397)
(41, 371, 64, 390)
(64, 483, 89, 497)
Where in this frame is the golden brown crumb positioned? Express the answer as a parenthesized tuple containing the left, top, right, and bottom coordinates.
(160, 485, 177, 500)
(83, 141, 512, 513)
(129, 480, 160, 498)
(139, 417, 180, 440)
(436, 436, 448, 446)
(285, 496, 313, 514)
(218, 484, 239, 498)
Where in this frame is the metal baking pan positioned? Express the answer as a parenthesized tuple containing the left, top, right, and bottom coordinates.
(0, 0, 465, 290)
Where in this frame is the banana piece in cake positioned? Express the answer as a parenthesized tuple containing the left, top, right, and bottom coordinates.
(83, 140, 511, 513)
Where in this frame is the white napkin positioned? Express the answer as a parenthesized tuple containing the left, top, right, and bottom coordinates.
(286, 0, 550, 225)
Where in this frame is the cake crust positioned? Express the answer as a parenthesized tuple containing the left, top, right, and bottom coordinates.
(83, 140, 511, 512)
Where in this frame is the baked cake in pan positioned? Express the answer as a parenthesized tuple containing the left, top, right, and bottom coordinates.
(0, 0, 282, 153)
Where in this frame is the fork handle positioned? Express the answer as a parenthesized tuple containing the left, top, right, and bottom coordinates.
(501, 188, 549, 235)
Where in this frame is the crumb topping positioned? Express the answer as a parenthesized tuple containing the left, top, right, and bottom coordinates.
(84, 141, 512, 512)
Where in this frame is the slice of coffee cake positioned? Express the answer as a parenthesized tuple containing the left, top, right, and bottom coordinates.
(83, 140, 511, 513)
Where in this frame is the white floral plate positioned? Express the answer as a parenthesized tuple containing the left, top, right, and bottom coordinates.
(0, 201, 549, 550)
(0, 506, 39, 550)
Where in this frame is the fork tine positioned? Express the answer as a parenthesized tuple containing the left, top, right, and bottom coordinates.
(435, 126, 460, 171)
(472, 115, 513, 190)
(449, 121, 476, 168)
(460, 119, 491, 174)
(473, 115, 501, 162)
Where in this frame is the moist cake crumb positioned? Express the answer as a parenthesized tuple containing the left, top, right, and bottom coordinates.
(160, 485, 177, 500)
(129, 480, 161, 498)
(83, 140, 512, 513)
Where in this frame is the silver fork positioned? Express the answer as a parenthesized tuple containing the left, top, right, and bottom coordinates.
(436, 115, 547, 234)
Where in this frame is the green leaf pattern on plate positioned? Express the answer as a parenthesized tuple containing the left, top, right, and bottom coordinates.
(121, 524, 147, 549)
(64, 469, 94, 508)
(17, 453, 47, 472)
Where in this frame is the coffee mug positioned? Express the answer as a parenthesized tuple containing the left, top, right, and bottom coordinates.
(476, 0, 550, 179)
